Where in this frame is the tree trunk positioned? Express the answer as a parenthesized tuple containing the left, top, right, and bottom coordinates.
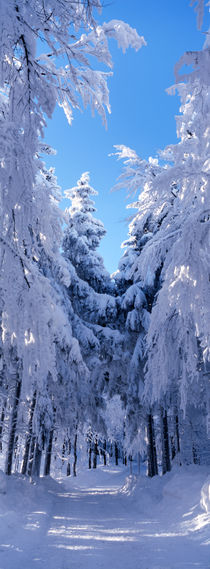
(147, 413, 158, 477)
(21, 390, 37, 475)
(115, 442, 119, 466)
(137, 452, 141, 475)
(123, 452, 127, 466)
(5, 378, 21, 476)
(102, 439, 106, 466)
(27, 434, 36, 477)
(44, 427, 54, 476)
(62, 439, 66, 465)
(171, 435, 176, 460)
(73, 432, 77, 477)
(67, 438, 71, 476)
(175, 413, 180, 453)
(192, 443, 200, 465)
(32, 440, 42, 477)
(160, 407, 171, 475)
(129, 454, 133, 475)
(87, 431, 92, 469)
(0, 399, 7, 452)
(93, 435, 98, 469)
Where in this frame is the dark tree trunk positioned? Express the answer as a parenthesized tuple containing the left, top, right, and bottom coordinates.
(93, 435, 98, 469)
(67, 438, 71, 476)
(62, 439, 66, 466)
(87, 431, 92, 469)
(115, 442, 119, 466)
(44, 427, 54, 476)
(137, 452, 141, 475)
(123, 452, 127, 466)
(88, 446, 92, 469)
(192, 443, 200, 465)
(102, 439, 106, 466)
(0, 399, 7, 452)
(5, 378, 21, 476)
(27, 434, 36, 477)
(32, 441, 42, 477)
(129, 454, 133, 475)
(147, 413, 158, 477)
(175, 413, 180, 453)
(21, 390, 37, 475)
(171, 435, 176, 460)
(161, 408, 171, 475)
(73, 432, 77, 477)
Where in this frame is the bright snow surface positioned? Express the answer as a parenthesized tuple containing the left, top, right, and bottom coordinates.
(0, 465, 209, 569)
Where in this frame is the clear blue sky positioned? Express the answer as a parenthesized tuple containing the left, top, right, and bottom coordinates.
(44, 1, 209, 274)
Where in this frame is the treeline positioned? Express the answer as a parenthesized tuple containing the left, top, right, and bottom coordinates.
(0, 1, 209, 479)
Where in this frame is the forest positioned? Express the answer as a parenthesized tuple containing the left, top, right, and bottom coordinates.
(0, 0, 209, 487)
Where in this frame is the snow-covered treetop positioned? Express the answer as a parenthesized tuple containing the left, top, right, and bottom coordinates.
(63, 172, 113, 293)
(0, 0, 146, 127)
(65, 172, 105, 249)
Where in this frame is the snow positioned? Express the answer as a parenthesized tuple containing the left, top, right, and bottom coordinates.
(0, 465, 209, 569)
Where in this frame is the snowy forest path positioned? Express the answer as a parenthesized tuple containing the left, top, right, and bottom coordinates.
(1, 466, 210, 569)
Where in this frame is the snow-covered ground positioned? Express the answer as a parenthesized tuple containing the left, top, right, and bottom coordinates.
(0, 465, 209, 569)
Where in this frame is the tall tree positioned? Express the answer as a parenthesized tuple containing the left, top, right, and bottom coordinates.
(63, 172, 113, 293)
(0, 1, 145, 473)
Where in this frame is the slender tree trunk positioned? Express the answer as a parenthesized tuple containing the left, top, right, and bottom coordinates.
(21, 390, 37, 475)
(5, 378, 21, 476)
(32, 440, 42, 477)
(175, 413, 180, 453)
(137, 451, 141, 475)
(123, 452, 127, 466)
(87, 431, 92, 469)
(93, 435, 98, 469)
(192, 443, 200, 465)
(66, 438, 71, 476)
(115, 442, 119, 466)
(0, 399, 7, 452)
(171, 435, 176, 460)
(160, 407, 171, 475)
(129, 454, 133, 475)
(62, 439, 66, 466)
(44, 427, 54, 476)
(27, 433, 36, 477)
(109, 442, 113, 458)
(147, 413, 158, 477)
(73, 432, 77, 477)
(101, 439, 106, 466)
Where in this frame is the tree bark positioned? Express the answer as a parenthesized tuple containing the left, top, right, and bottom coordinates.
(32, 440, 42, 477)
(66, 438, 71, 476)
(160, 407, 171, 475)
(44, 426, 54, 476)
(73, 431, 77, 477)
(115, 442, 119, 466)
(147, 412, 158, 477)
(93, 435, 98, 469)
(0, 398, 7, 452)
(129, 454, 133, 475)
(27, 433, 36, 477)
(5, 378, 21, 476)
(137, 451, 141, 475)
(175, 413, 180, 453)
(21, 390, 37, 475)
(102, 439, 106, 466)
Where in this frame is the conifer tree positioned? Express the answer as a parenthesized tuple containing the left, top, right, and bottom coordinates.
(63, 172, 113, 294)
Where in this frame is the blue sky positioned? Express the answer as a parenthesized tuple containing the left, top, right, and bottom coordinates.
(44, 1, 208, 274)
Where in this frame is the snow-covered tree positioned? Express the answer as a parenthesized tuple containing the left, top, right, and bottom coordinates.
(112, 3, 210, 468)
(63, 172, 113, 293)
(0, 1, 145, 474)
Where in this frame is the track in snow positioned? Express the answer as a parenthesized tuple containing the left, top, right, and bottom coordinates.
(1, 466, 209, 569)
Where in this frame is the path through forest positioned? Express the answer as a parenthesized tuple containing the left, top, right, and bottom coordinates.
(0, 466, 209, 569)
